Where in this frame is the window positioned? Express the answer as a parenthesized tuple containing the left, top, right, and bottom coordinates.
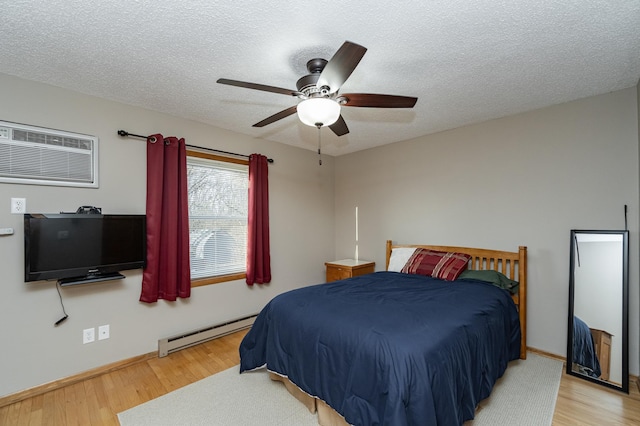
(187, 150, 248, 286)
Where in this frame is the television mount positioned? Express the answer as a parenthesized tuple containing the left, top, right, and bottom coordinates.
(59, 205, 102, 214)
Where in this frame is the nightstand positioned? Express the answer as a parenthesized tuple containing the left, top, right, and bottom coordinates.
(325, 259, 375, 282)
(590, 328, 612, 381)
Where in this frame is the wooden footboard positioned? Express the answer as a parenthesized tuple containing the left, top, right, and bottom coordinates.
(385, 240, 527, 359)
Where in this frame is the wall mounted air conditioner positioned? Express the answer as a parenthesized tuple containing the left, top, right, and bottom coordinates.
(0, 120, 98, 188)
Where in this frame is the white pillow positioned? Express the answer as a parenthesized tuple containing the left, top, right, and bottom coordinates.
(387, 247, 417, 272)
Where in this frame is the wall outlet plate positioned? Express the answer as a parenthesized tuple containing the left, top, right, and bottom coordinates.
(10, 198, 26, 214)
(83, 328, 95, 344)
(98, 324, 110, 340)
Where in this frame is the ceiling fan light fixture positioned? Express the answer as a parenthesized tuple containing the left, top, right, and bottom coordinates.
(297, 98, 341, 127)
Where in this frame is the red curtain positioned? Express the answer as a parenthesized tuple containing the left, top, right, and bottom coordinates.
(140, 134, 191, 302)
(246, 154, 271, 285)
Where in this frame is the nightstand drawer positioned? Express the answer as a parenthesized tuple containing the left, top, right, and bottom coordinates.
(326, 266, 353, 282)
(325, 259, 375, 283)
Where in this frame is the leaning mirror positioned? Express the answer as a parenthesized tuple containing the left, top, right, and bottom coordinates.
(567, 230, 629, 392)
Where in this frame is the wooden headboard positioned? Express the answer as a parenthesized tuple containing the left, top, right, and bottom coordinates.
(385, 240, 527, 360)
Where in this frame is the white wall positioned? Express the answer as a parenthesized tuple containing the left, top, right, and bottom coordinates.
(637, 79, 640, 379)
(334, 88, 640, 375)
(0, 74, 335, 397)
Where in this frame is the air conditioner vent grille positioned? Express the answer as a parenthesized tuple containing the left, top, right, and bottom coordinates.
(12, 129, 93, 150)
(0, 121, 98, 188)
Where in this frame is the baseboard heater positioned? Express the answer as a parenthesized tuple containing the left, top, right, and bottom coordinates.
(158, 314, 257, 357)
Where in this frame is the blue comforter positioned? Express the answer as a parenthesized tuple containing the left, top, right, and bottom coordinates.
(240, 271, 521, 426)
(572, 316, 601, 378)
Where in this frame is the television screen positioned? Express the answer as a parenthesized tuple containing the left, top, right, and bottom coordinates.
(24, 213, 146, 285)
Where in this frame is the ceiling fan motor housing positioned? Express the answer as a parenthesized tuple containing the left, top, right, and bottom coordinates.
(296, 58, 330, 96)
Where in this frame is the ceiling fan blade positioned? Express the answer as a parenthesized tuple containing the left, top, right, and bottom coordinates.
(252, 105, 298, 127)
(329, 115, 349, 136)
(316, 41, 367, 94)
(340, 93, 418, 108)
(217, 78, 302, 97)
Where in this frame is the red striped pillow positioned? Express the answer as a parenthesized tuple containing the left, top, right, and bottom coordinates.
(401, 249, 471, 281)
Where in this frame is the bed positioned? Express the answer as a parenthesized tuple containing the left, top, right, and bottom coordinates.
(240, 240, 527, 426)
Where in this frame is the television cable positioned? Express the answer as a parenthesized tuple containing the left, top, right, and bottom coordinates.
(54, 281, 69, 326)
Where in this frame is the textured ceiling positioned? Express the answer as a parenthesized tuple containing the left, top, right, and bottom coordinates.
(1, 1, 639, 156)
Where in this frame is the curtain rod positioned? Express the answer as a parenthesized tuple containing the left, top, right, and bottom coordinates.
(117, 130, 274, 163)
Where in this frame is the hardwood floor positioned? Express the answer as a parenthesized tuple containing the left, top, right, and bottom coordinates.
(552, 371, 640, 425)
(1, 329, 639, 425)
(0, 330, 247, 426)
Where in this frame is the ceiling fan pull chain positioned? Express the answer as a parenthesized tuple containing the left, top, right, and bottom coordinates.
(316, 123, 322, 165)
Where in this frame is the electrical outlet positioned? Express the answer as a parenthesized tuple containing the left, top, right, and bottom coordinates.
(83, 327, 95, 344)
(98, 324, 110, 340)
(10, 198, 26, 214)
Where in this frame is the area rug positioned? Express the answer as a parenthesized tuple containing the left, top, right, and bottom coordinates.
(466, 353, 563, 425)
(118, 366, 317, 426)
(118, 353, 563, 426)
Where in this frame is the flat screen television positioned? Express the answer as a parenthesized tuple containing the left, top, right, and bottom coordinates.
(24, 213, 146, 286)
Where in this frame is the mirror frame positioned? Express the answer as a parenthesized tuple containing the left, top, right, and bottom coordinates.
(567, 229, 629, 393)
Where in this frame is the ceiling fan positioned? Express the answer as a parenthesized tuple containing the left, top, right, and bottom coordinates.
(217, 41, 418, 137)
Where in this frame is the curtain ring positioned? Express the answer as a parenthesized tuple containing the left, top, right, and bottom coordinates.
(164, 138, 171, 146)
(148, 136, 157, 143)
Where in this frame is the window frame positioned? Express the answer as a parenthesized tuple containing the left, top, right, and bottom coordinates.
(187, 149, 249, 287)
